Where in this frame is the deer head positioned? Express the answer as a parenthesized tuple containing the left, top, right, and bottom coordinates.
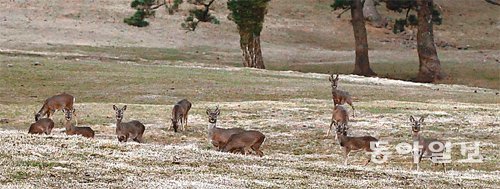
(206, 105, 220, 124)
(113, 105, 127, 121)
(62, 108, 75, 121)
(409, 115, 425, 133)
(329, 74, 339, 89)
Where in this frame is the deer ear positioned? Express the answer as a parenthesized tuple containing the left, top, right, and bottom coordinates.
(113, 105, 117, 111)
(206, 109, 210, 115)
(335, 74, 339, 80)
(329, 74, 333, 82)
(62, 109, 66, 113)
(72, 109, 76, 113)
(419, 116, 425, 123)
(409, 115, 415, 122)
(123, 105, 127, 111)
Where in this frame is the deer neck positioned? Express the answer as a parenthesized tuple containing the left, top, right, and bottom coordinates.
(412, 132, 423, 142)
(337, 133, 348, 146)
(116, 119, 123, 128)
(64, 119, 74, 131)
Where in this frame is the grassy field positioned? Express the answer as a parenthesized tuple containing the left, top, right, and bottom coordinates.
(0, 54, 499, 188)
(0, 0, 499, 187)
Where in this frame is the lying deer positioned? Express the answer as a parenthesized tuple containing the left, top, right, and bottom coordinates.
(326, 105, 349, 137)
(113, 105, 145, 143)
(335, 123, 380, 166)
(221, 130, 266, 157)
(206, 106, 245, 149)
(28, 118, 54, 135)
(171, 99, 192, 132)
(329, 74, 355, 117)
(63, 109, 94, 138)
(35, 92, 78, 125)
(409, 116, 448, 172)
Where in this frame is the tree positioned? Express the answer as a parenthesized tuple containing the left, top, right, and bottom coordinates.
(363, 0, 387, 28)
(382, 0, 443, 82)
(124, 0, 270, 69)
(332, 0, 377, 76)
(228, 0, 270, 69)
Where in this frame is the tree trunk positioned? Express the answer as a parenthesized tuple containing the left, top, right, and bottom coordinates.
(363, 0, 387, 28)
(351, 0, 376, 76)
(239, 31, 265, 69)
(415, 0, 442, 82)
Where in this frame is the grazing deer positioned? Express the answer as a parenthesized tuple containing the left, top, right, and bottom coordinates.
(113, 105, 146, 143)
(326, 105, 349, 137)
(221, 130, 266, 157)
(35, 93, 78, 125)
(62, 109, 94, 138)
(329, 74, 355, 117)
(206, 106, 246, 149)
(409, 116, 448, 172)
(335, 123, 380, 166)
(28, 118, 54, 135)
(171, 99, 192, 132)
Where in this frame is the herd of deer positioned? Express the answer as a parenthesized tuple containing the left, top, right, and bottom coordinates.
(26, 74, 447, 171)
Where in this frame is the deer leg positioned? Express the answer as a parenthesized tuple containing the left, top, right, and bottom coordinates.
(326, 120, 334, 137)
(344, 149, 350, 166)
(347, 100, 355, 117)
(442, 163, 446, 172)
(184, 114, 188, 131)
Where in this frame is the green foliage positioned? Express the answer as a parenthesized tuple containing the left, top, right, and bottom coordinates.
(166, 0, 183, 15)
(181, 1, 220, 31)
(384, 0, 442, 33)
(124, 10, 150, 27)
(431, 4, 442, 25)
(227, 0, 270, 36)
(331, 0, 353, 10)
(124, 0, 157, 27)
(393, 18, 407, 34)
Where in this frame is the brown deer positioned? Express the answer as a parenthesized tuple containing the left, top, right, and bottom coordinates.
(28, 118, 54, 135)
(206, 106, 246, 149)
(62, 109, 94, 138)
(326, 105, 349, 137)
(329, 74, 355, 117)
(335, 123, 380, 166)
(221, 130, 266, 157)
(35, 93, 77, 125)
(171, 99, 192, 132)
(409, 116, 448, 172)
(113, 105, 146, 143)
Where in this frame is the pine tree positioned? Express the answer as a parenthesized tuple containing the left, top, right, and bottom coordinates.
(381, 0, 443, 82)
(332, 0, 377, 76)
(124, 0, 270, 69)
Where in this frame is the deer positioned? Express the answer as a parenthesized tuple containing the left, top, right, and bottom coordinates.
(409, 116, 448, 172)
(206, 106, 246, 150)
(326, 105, 349, 137)
(171, 99, 192, 132)
(35, 92, 78, 125)
(329, 74, 355, 117)
(113, 105, 146, 143)
(62, 109, 94, 138)
(335, 123, 381, 166)
(28, 118, 54, 135)
(220, 130, 266, 157)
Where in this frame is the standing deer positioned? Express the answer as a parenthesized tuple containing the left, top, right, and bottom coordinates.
(206, 106, 246, 149)
(409, 116, 448, 172)
(221, 130, 266, 157)
(329, 74, 355, 117)
(63, 109, 94, 138)
(28, 118, 54, 135)
(35, 93, 78, 125)
(113, 105, 146, 143)
(326, 105, 349, 137)
(335, 123, 380, 166)
(171, 99, 192, 132)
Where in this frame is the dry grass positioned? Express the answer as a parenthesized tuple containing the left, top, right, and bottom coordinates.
(1, 55, 499, 188)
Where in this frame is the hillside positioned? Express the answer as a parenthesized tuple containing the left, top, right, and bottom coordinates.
(0, 0, 498, 88)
